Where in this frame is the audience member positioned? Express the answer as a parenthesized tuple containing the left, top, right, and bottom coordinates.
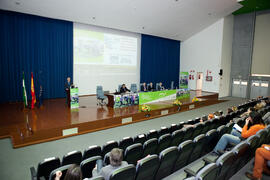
(147, 82, 155, 91)
(227, 107, 233, 114)
(93, 148, 128, 180)
(213, 111, 265, 155)
(254, 102, 265, 111)
(208, 113, 214, 120)
(240, 107, 256, 118)
(55, 164, 82, 180)
(213, 111, 221, 118)
(120, 84, 130, 94)
(245, 144, 270, 180)
(232, 106, 238, 112)
(141, 82, 148, 92)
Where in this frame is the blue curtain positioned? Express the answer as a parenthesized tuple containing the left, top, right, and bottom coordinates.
(0, 10, 73, 103)
(140, 34, 180, 89)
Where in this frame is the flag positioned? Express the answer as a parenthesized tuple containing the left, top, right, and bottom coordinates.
(22, 72, 28, 107)
(31, 72, 36, 109)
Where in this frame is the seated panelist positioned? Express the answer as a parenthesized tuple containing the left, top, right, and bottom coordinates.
(141, 82, 148, 92)
(120, 84, 130, 94)
(148, 82, 155, 91)
(157, 82, 165, 91)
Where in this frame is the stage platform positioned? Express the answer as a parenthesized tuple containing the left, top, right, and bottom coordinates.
(0, 90, 225, 148)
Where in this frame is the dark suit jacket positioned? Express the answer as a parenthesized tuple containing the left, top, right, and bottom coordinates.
(120, 87, 130, 94)
(141, 85, 148, 92)
(148, 85, 155, 91)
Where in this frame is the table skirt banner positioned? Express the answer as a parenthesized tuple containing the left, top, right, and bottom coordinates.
(113, 93, 139, 108)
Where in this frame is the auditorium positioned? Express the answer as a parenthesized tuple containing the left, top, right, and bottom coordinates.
(0, 0, 270, 180)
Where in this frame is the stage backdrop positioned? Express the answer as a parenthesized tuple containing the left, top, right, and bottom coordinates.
(0, 10, 73, 103)
(140, 34, 180, 89)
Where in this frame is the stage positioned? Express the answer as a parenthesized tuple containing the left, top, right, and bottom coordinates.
(0, 90, 225, 148)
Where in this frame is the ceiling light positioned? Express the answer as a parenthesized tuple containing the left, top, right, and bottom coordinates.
(15, 1, 20, 5)
(92, 17, 96, 20)
(142, 26, 145, 29)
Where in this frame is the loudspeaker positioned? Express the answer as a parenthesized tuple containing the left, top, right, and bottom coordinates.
(219, 69, 223, 76)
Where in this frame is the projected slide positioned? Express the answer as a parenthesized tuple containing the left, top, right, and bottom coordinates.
(74, 29, 137, 66)
(73, 24, 140, 95)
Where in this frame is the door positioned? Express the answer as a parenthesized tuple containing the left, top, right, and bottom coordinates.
(196, 72, 203, 90)
(250, 80, 269, 99)
(232, 79, 247, 98)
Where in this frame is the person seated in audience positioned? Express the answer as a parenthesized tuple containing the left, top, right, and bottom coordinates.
(147, 82, 155, 91)
(240, 107, 256, 118)
(157, 82, 165, 91)
(254, 102, 265, 111)
(208, 113, 214, 120)
(213, 111, 265, 155)
(245, 144, 270, 180)
(227, 107, 233, 114)
(141, 82, 148, 92)
(232, 106, 238, 112)
(93, 148, 128, 180)
(55, 164, 82, 180)
(184, 113, 214, 128)
(213, 111, 221, 118)
(119, 84, 130, 94)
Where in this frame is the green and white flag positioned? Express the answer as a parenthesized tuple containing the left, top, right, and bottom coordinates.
(22, 72, 28, 107)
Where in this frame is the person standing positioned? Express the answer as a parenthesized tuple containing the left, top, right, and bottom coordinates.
(65, 77, 72, 107)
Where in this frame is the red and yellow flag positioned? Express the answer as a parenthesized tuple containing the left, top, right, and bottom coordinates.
(31, 72, 36, 109)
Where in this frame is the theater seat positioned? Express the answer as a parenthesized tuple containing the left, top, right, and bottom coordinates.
(142, 138, 158, 157)
(216, 125, 226, 139)
(109, 164, 136, 180)
(30, 157, 60, 180)
(256, 129, 268, 146)
(182, 126, 193, 142)
(102, 140, 119, 157)
(215, 151, 235, 180)
(155, 147, 178, 180)
(231, 142, 249, 174)
(62, 150, 82, 166)
(147, 130, 158, 140)
(195, 163, 219, 180)
(156, 134, 172, 154)
(201, 121, 211, 134)
(49, 164, 72, 180)
(134, 134, 146, 145)
(203, 129, 218, 155)
(124, 143, 143, 165)
(188, 134, 205, 163)
(191, 123, 203, 140)
(170, 129, 185, 147)
(246, 135, 260, 158)
(80, 156, 102, 178)
(173, 140, 194, 172)
(82, 145, 102, 160)
(158, 126, 169, 137)
(135, 154, 159, 180)
(169, 124, 179, 134)
(119, 137, 134, 152)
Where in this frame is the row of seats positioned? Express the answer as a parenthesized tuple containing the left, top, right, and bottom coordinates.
(30, 98, 267, 180)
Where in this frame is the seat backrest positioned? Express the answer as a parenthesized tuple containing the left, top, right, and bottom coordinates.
(155, 147, 178, 180)
(103, 152, 111, 166)
(256, 129, 268, 146)
(171, 129, 185, 147)
(225, 122, 234, 133)
(173, 140, 194, 172)
(37, 157, 61, 180)
(171, 81, 174, 89)
(83, 145, 102, 160)
(119, 137, 134, 152)
(156, 134, 172, 154)
(216, 125, 226, 139)
(124, 143, 143, 165)
(195, 163, 219, 180)
(102, 140, 119, 157)
(130, 84, 137, 93)
(118, 85, 122, 92)
(109, 164, 136, 180)
(216, 151, 235, 180)
(231, 142, 250, 173)
(142, 138, 158, 157)
(169, 124, 179, 134)
(203, 129, 219, 154)
(246, 135, 260, 156)
(191, 123, 203, 139)
(201, 121, 211, 134)
(146, 129, 158, 140)
(62, 150, 82, 166)
(158, 126, 169, 137)
(96, 86, 104, 97)
(188, 134, 206, 163)
(194, 117, 201, 124)
(49, 164, 72, 180)
(182, 126, 193, 141)
(80, 156, 102, 179)
(134, 134, 146, 145)
(135, 154, 159, 180)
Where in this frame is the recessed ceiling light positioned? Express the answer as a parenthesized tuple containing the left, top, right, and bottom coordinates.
(15, 1, 20, 5)
(208, 13, 212, 16)
(142, 26, 145, 29)
(92, 17, 96, 20)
